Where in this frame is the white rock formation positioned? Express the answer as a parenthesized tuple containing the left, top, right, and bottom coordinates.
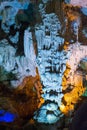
(35, 26, 45, 49)
(70, 0, 87, 7)
(11, 28, 37, 87)
(0, 0, 37, 87)
(0, 29, 37, 88)
(34, 10, 69, 124)
(1, 0, 87, 125)
(0, 39, 16, 71)
(67, 43, 87, 76)
(0, 0, 29, 32)
(24, 28, 36, 63)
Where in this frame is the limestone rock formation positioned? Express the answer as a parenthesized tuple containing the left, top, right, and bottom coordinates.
(0, 1, 44, 128)
(0, 0, 87, 129)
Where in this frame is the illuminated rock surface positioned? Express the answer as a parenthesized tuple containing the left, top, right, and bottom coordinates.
(0, 0, 44, 128)
(0, 73, 44, 128)
(0, 0, 87, 130)
(34, 2, 68, 123)
(70, 0, 87, 7)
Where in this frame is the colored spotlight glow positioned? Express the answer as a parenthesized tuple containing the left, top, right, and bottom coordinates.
(0, 110, 17, 123)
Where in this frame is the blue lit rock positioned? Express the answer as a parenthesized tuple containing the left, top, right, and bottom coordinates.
(34, 2, 69, 124)
(0, 0, 86, 127)
(81, 7, 87, 16)
(64, 0, 71, 4)
(0, 110, 17, 123)
(79, 58, 87, 71)
(0, 36, 36, 87)
(82, 28, 87, 38)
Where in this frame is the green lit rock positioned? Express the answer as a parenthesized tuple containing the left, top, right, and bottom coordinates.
(79, 58, 87, 71)
(0, 66, 16, 82)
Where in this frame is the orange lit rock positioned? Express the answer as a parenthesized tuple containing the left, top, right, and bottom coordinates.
(0, 68, 44, 127)
(60, 103, 74, 114)
(67, 10, 80, 21)
(28, 118, 35, 124)
(64, 42, 69, 45)
(61, 63, 85, 114)
(16, 68, 43, 99)
(63, 4, 81, 22)
(63, 45, 68, 50)
(14, 69, 44, 118)
(62, 64, 71, 91)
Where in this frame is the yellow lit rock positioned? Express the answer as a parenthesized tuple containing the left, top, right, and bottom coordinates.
(63, 45, 68, 50)
(61, 62, 86, 114)
(64, 68, 70, 75)
(64, 41, 69, 45)
(60, 103, 74, 114)
(62, 64, 71, 91)
(38, 97, 45, 108)
(60, 103, 66, 113)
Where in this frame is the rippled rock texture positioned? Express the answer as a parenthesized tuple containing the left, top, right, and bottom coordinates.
(0, 0, 44, 128)
(0, 71, 44, 128)
(0, 0, 87, 129)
